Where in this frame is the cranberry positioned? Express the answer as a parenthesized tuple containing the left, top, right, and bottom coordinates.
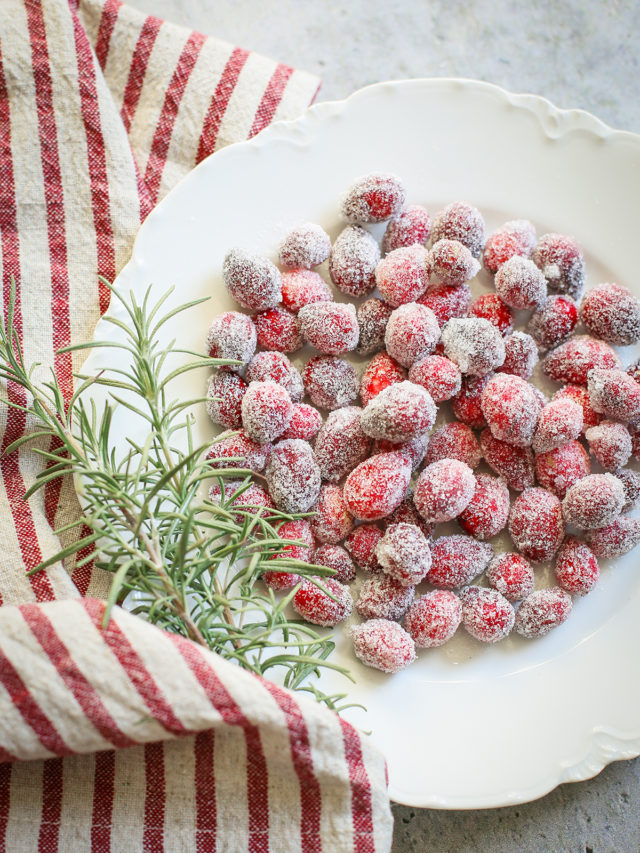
(356, 298, 393, 355)
(293, 577, 353, 626)
(241, 380, 293, 444)
(404, 591, 462, 648)
(531, 398, 583, 454)
(508, 487, 565, 563)
(298, 301, 359, 355)
(460, 586, 515, 643)
(223, 248, 281, 311)
(280, 403, 322, 441)
(382, 204, 432, 253)
(426, 535, 493, 588)
(384, 302, 440, 368)
(585, 516, 640, 559)
(534, 440, 591, 499)
(360, 351, 406, 406)
(351, 620, 416, 673)
(264, 439, 321, 513)
(245, 351, 303, 402)
(206, 429, 270, 473)
(587, 368, 640, 422)
(361, 381, 436, 443)
(310, 484, 355, 545)
(431, 201, 485, 257)
(498, 331, 538, 379)
(562, 473, 625, 530)
(481, 373, 542, 447)
(469, 292, 514, 336)
(480, 428, 535, 491)
(281, 268, 333, 313)
(313, 544, 356, 584)
(414, 459, 476, 524)
(542, 335, 621, 385)
(409, 355, 461, 402)
(483, 219, 536, 273)
(341, 173, 405, 223)
(375, 244, 429, 306)
(585, 421, 632, 471)
(555, 537, 599, 596)
(486, 553, 534, 601)
(356, 573, 415, 620)
(206, 310, 256, 370)
(303, 356, 359, 411)
(458, 474, 510, 540)
(254, 306, 303, 353)
(527, 295, 578, 351)
(428, 239, 480, 287)
(343, 451, 412, 521)
(514, 588, 573, 639)
(344, 524, 384, 573)
(494, 256, 547, 310)
(418, 283, 472, 327)
(532, 233, 585, 300)
(279, 223, 331, 269)
(206, 371, 246, 429)
(375, 522, 432, 586)
(452, 374, 492, 428)
(314, 406, 371, 483)
(426, 422, 482, 469)
(329, 225, 380, 297)
(441, 317, 505, 376)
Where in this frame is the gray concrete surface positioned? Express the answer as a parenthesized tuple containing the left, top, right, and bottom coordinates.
(126, 1, 640, 849)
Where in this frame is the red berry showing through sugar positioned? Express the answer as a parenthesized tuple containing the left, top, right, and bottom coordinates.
(341, 173, 406, 223)
(480, 428, 535, 491)
(298, 301, 359, 355)
(303, 355, 359, 410)
(206, 371, 246, 429)
(532, 233, 585, 300)
(360, 351, 406, 406)
(418, 282, 472, 327)
(426, 422, 482, 469)
(263, 519, 314, 590)
(514, 587, 573, 639)
(360, 380, 436, 443)
(586, 516, 640, 559)
(527, 295, 578, 351)
(280, 403, 322, 441)
(356, 298, 393, 355)
(552, 384, 600, 432)
(375, 244, 430, 307)
(356, 574, 415, 621)
(408, 354, 461, 402)
(293, 577, 353, 627)
(253, 306, 303, 353)
(206, 429, 271, 473)
(384, 302, 440, 368)
(382, 204, 432, 253)
(245, 351, 303, 402)
(508, 487, 565, 563)
(241, 380, 293, 444)
(279, 223, 331, 270)
(314, 406, 371, 483)
(311, 484, 355, 545)
(414, 459, 476, 524)
(486, 552, 534, 602)
(426, 535, 493, 589)
(587, 368, 640, 422)
(452, 374, 492, 428)
(344, 524, 384, 573)
(554, 536, 600, 596)
(404, 590, 462, 648)
(585, 421, 632, 471)
(207, 310, 256, 370)
(562, 473, 625, 530)
(431, 201, 486, 257)
(428, 239, 480, 287)
(351, 619, 416, 673)
(375, 522, 432, 586)
(329, 225, 380, 297)
(498, 331, 538, 380)
(313, 544, 357, 584)
(281, 268, 333, 313)
(494, 255, 547, 310)
(531, 397, 583, 454)
(542, 335, 622, 385)
(460, 586, 515, 643)
(481, 373, 542, 447)
(483, 219, 536, 273)
(469, 292, 514, 336)
(534, 440, 591, 499)
(343, 451, 412, 521)
(264, 439, 321, 513)
(458, 474, 510, 541)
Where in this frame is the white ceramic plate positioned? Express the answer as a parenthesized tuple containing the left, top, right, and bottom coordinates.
(83, 79, 640, 808)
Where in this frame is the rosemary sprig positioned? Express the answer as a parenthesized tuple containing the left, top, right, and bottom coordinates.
(0, 280, 353, 709)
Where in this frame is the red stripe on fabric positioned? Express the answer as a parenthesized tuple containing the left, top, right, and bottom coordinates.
(339, 717, 375, 853)
(91, 751, 115, 853)
(262, 681, 321, 853)
(0, 763, 11, 853)
(143, 31, 207, 205)
(170, 636, 269, 852)
(0, 647, 70, 756)
(20, 604, 137, 750)
(195, 47, 250, 163)
(0, 41, 55, 603)
(94, 0, 122, 69)
(71, 11, 115, 313)
(0, 749, 17, 765)
(143, 742, 165, 853)
(120, 14, 163, 133)
(39, 757, 63, 853)
(83, 599, 187, 735)
(248, 64, 294, 138)
(195, 731, 216, 853)
(69, 523, 97, 597)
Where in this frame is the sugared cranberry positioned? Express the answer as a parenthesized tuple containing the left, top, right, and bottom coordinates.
(281, 268, 333, 313)
(498, 331, 538, 380)
(206, 310, 256, 370)
(360, 351, 406, 406)
(293, 577, 353, 626)
(375, 433, 430, 472)
(587, 368, 640, 422)
(452, 374, 492, 428)
(314, 406, 371, 482)
(418, 283, 472, 327)
(480, 428, 535, 491)
(375, 522, 432, 586)
(425, 422, 482, 469)
(552, 384, 601, 432)
(206, 429, 270, 473)
(460, 586, 515, 643)
(483, 219, 536, 273)
(585, 421, 632, 471)
(313, 544, 356, 584)
(343, 452, 412, 521)
(385, 491, 434, 538)
(532, 233, 585, 300)
(555, 537, 599, 595)
(254, 306, 303, 353)
(361, 380, 436, 443)
(329, 225, 380, 297)
(581, 282, 640, 345)
(241, 380, 293, 443)
(527, 295, 578, 351)
(486, 553, 534, 601)
(585, 515, 640, 559)
(311, 484, 355, 545)
(428, 239, 480, 287)
(351, 619, 416, 673)
(356, 298, 393, 355)
(458, 474, 510, 540)
(414, 459, 476, 524)
(279, 223, 331, 269)
(245, 351, 303, 402)
(356, 574, 415, 621)
(531, 398, 583, 454)
(404, 591, 462, 648)
(494, 256, 547, 310)
(542, 335, 621, 385)
(408, 355, 461, 402)
(514, 587, 573, 639)
(468, 293, 514, 336)
(263, 519, 314, 590)
(431, 202, 485, 257)
(341, 173, 405, 223)
(562, 473, 625, 530)
(344, 524, 383, 573)
(223, 248, 282, 312)
(208, 480, 275, 525)
(303, 356, 359, 410)
(375, 245, 429, 307)
(617, 468, 640, 512)
(264, 439, 321, 513)
(382, 204, 432, 253)
(481, 373, 542, 447)
(384, 303, 440, 368)
(441, 317, 505, 376)
(426, 535, 493, 588)
(508, 487, 565, 563)
(206, 371, 246, 428)
(534, 440, 591, 499)
(298, 302, 359, 355)
(280, 403, 322, 441)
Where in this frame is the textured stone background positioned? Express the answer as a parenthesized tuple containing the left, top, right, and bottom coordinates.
(128, 1, 640, 849)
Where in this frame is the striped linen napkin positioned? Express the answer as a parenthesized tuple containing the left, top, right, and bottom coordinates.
(0, 1, 393, 850)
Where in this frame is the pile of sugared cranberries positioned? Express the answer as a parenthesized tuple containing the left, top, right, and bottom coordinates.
(205, 171, 640, 675)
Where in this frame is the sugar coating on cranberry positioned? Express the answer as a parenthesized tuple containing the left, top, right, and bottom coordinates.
(206, 311, 257, 370)
(264, 439, 321, 513)
(527, 295, 578, 351)
(360, 351, 406, 407)
(279, 223, 332, 269)
(293, 577, 353, 627)
(414, 459, 476, 524)
(375, 432, 430, 473)
(241, 380, 293, 444)
(351, 619, 416, 673)
(428, 239, 480, 287)
(223, 248, 282, 311)
(385, 491, 434, 538)
(314, 406, 371, 483)
(585, 421, 632, 471)
(458, 474, 510, 541)
(542, 335, 622, 386)
(344, 451, 412, 521)
(581, 282, 640, 345)
(206, 429, 271, 473)
(508, 487, 565, 563)
(553, 384, 600, 432)
(534, 440, 591, 499)
(616, 468, 640, 512)
(345, 524, 384, 573)
(418, 283, 472, 327)
(531, 398, 583, 454)
(425, 422, 482, 470)
(441, 317, 506, 377)
(587, 368, 640, 422)
(481, 373, 542, 447)
(313, 544, 356, 584)
(375, 522, 432, 586)
(480, 428, 535, 491)
(494, 256, 547, 310)
(329, 225, 380, 297)
(459, 586, 515, 643)
(361, 380, 436, 443)
(532, 233, 585, 300)
(311, 484, 355, 545)
(280, 403, 322, 441)
(562, 473, 625, 530)
(356, 573, 415, 621)
(452, 374, 492, 428)
(431, 202, 486, 258)
(483, 219, 536, 273)
(382, 204, 432, 253)
(408, 355, 461, 403)
(245, 351, 303, 402)
(375, 244, 429, 307)
(303, 356, 359, 411)
(498, 331, 538, 380)
(341, 173, 406, 224)
(384, 302, 441, 368)
(263, 518, 314, 590)
(426, 535, 493, 588)
(555, 537, 599, 596)
(253, 306, 303, 353)
(469, 293, 514, 336)
(298, 301, 359, 355)
(404, 590, 462, 648)
(356, 298, 393, 355)
(586, 515, 640, 559)
(514, 587, 573, 639)
(486, 553, 534, 601)
(206, 371, 246, 429)
(280, 269, 333, 313)
(208, 479, 275, 524)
